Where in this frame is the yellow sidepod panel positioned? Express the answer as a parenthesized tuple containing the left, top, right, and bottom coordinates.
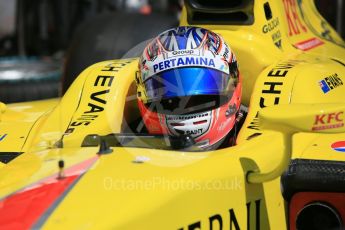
(0, 99, 59, 152)
(40, 132, 286, 230)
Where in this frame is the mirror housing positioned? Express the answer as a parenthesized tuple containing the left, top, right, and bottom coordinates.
(247, 103, 345, 183)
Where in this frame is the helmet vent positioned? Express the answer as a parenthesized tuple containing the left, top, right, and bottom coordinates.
(171, 122, 185, 126)
(193, 120, 207, 125)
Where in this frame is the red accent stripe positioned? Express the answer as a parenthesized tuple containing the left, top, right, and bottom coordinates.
(0, 156, 98, 229)
(0, 175, 78, 229)
(193, 120, 207, 125)
(294, 37, 324, 51)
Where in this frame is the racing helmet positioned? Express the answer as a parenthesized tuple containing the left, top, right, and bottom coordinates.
(136, 26, 242, 149)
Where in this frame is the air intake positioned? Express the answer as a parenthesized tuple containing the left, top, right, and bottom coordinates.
(184, 0, 254, 25)
(296, 202, 343, 230)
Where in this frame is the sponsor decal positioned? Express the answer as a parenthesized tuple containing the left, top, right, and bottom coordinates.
(272, 30, 282, 50)
(295, 0, 343, 48)
(262, 17, 279, 33)
(319, 73, 343, 94)
(153, 57, 216, 73)
(167, 49, 200, 58)
(247, 112, 260, 130)
(101, 61, 130, 72)
(0, 134, 7, 141)
(319, 80, 330, 93)
(260, 14, 281, 49)
(70, 75, 114, 128)
(178, 199, 261, 230)
(248, 60, 302, 138)
(312, 112, 344, 131)
(331, 141, 345, 152)
(294, 37, 324, 51)
(259, 60, 302, 108)
(66, 61, 132, 134)
(143, 27, 230, 79)
(283, 0, 307, 36)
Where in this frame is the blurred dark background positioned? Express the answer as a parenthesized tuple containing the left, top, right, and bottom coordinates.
(0, 0, 343, 103)
(0, 0, 342, 58)
(0, 0, 182, 57)
(0, 0, 182, 103)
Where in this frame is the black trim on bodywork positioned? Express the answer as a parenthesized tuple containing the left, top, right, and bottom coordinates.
(331, 58, 345, 67)
(281, 159, 345, 201)
(81, 133, 200, 151)
(0, 152, 23, 164)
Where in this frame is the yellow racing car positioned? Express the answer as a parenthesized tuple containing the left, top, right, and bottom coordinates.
(0, 0, 344, 229)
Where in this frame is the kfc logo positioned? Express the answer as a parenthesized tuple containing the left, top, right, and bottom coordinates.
(312, 112, 344, 131)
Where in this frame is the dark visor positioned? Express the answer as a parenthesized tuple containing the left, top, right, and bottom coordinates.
(144, 67, 233, 102)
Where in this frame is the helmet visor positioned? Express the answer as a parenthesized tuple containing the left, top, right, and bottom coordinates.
(144, 67, 234, 102)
